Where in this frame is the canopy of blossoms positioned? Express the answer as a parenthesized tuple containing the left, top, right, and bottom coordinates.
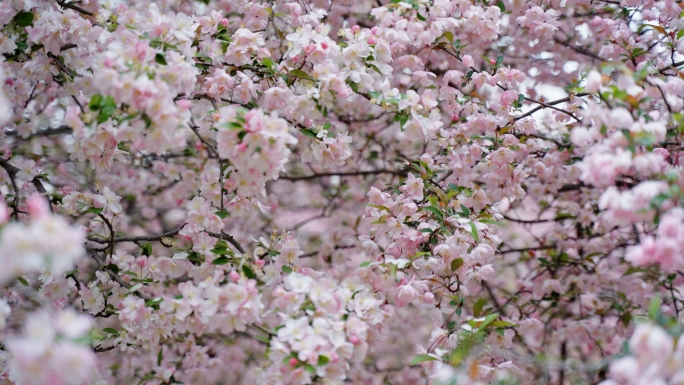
(1, 0, 684, 384)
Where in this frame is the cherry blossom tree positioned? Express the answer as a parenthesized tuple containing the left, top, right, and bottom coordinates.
(1, 0, 684, 384)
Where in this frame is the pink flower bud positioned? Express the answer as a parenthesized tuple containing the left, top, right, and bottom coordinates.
(451, 113, 459, 122)
(136, 257, 148, 267)
(176, 99, 191, 109)
(303, 44, 317, 55)
(220, 18, 229, 26)
(228, 270, 240, 282)
(490, 59, 496, 65)
(349, 334, 360, 345)
(255, 259, 265, 267)
(351, 25, 360, 33)
(27, 194, 49, 218)
(329, 351, 339, 363)
(367, 37, 376, 45)
(423, 292, 435, 304)
(500, 90, 517, 107)
(288, 358, 298, 367)
(396, 284, 418, 306)
(134, 42, 147, 61)
(370, 26, 379, 35)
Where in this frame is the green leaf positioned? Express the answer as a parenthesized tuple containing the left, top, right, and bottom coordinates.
(473, 298, 486, 317)
(86, 207, 103, 214)
(443, 31, 454, 44)
(154, 53, 167, 65)
(215, 210, 229, 219)
(299, 128, 317, 138)
(262, 57, 275, 68)
(210, 245, 229, 254)
(496, 0, 506, 12)
(460, 204, 470, 216)
(17, 276, 29, 286)
(366, 204, 391, 212)
(359, 261, 372, 267)
(639, 24, 668, 36)
(490, 320, 517, 328)
(477, 313, 499, 331)
(677, 29, 684, 40)
(254, 335, 270, 343)
(289, 69, 315, 81)
(317, 355, 330, 366)
(102, 328, 118, 335)
(648, 294, 661, 320)
(621, 312, 632, 327)
(89, 95, 103, 111)
(107, 264, 119, 274)
(450, 258, 464, 272)
(468, 222, 479, 242)
(212, 256, 230, 265)
(146, 297, 163, 306)
(13, 11, 34, 27)
(410, 354, 440, 365)
(623, 267, 650, 276)
(387, 262, 397, 278)
(242, 265, 255, 279)
(157, 347, 163, 366)
(398, 114, 410, 128)
(420, 206, 444, 221)
(141, 242, 152, 257)
(281, 265, 293, 274)
(225, 122, 243, 130)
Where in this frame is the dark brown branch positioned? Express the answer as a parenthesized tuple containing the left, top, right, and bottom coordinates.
(205, 231, 246, 254)
(4, 125, 72, 138)
(0, 159, 52, 215)
(90, 251, 152, 301)
(515, 93, 589, 122)
(553, 37, 604, 61)
(87, 225, 185, 244)
(0, 159, 20, 220)
(56, 0, 95, 16)
(47, 52, 79, 78)
(188, 124, 220, 159)
(31, 177, 53, 213)
(300, 245, 355, 258)
(658, 60, 684, 74)
(94, 345, 117, 353)
(499, 245, 556, 255)
(280, 169, 406, 181)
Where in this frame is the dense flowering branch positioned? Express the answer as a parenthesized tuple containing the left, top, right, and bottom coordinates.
(0, 0, 684, 384)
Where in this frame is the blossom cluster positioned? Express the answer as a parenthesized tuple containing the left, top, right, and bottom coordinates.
(2, 0, 684, 383)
